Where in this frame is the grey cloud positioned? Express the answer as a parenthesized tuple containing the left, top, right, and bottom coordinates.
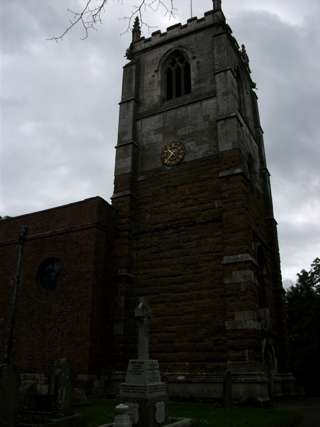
(1, 0, 63, 53)
(1, 1, 319, 283)
(1, 0, 130, 216)
(228, 10, 320, 280)
(232, 12, 320, 180)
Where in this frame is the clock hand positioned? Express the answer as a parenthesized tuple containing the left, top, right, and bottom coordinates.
(167, 148, 175, 160)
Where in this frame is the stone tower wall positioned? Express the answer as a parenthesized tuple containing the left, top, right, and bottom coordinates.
(112, 6, 292, 399)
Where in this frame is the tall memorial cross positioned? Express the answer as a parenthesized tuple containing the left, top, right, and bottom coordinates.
(134, 298, 151, 360)
(120, 299, 169, 427)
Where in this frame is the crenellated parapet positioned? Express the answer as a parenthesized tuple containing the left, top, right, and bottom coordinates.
(126, 7, 254, 88)
(127, 9, 226, 56)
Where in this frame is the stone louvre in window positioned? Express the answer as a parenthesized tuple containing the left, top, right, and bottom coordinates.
(165, 51, 191, 101)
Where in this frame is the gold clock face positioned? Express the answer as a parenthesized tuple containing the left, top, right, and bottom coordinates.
(161, 142, 185, 166)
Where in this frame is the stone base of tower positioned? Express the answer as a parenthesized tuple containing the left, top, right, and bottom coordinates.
(165, 372, 270, 403)
(166, 372, 297, 402)
(109, 370, 296, 403)
(273, 373, 297, 398)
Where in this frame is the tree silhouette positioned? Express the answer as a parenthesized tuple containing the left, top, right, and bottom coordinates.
(286, 258, 320, 395)
(50, 0, 176, 41)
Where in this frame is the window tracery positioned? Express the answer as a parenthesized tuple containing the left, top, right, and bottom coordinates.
(164, 51, 191, 101)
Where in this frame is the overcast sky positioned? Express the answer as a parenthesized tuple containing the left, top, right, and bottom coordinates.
(1, 0, 319, 283)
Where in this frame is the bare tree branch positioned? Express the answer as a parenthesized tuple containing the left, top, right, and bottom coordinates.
(49, 0, 176, 41)
(121, 0, 175, 34)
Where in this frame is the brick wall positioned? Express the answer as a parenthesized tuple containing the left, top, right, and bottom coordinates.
(0, 197, 115, 375)
(112, 140, 289, 378)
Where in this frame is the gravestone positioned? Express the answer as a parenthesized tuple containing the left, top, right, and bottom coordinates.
(119, 298, 168, 427)
(48, 358, 73, 416)
(114, 404, 132, 427)
(19, 359, 81, 426)
(0, 363, 20, 427)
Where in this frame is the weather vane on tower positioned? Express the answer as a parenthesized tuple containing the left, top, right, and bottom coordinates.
(213, 0, 222, 10)
(190, 1, 221, 18)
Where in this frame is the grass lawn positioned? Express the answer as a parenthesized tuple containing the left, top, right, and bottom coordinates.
(79, 399, 301, 427)
(170, 401, 301, 427)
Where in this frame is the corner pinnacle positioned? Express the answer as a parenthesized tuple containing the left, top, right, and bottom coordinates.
(132, 16, 141, 43)
(212, 0, 222, 10)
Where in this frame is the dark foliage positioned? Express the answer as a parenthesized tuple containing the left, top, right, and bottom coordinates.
(286, 258, 320, 395)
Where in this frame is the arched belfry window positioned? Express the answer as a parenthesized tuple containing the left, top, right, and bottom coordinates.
(165, 51, 191, 101)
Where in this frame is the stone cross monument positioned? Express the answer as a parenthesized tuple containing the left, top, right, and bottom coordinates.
(119, 299, 168, 427)
(135, 298, 151, 360)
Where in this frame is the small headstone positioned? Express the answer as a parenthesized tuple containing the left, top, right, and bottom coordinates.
(126, 402, 139, 424)
(114, 404, 132, 427)
(48, 358, 73, 415)
(155, 401, 166, 424)
(0, 363, 20, 427)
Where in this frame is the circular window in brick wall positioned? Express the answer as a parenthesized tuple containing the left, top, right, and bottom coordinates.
(37, 258, 64, 290)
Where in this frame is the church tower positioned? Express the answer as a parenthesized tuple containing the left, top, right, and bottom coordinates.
(112, 1, 294, 401)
